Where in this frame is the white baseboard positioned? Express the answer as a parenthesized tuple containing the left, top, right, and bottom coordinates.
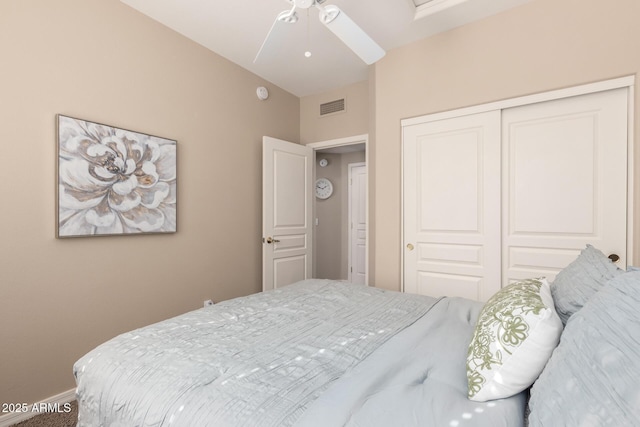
(0, 388, 76, 427)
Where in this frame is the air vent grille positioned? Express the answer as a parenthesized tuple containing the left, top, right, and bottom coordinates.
(320, 98, 346, 116)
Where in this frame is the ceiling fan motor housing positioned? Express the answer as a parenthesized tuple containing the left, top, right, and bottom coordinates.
(291, 0, 315, 9)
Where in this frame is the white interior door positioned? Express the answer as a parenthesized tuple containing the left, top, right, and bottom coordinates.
(502, 88, 629, 283)
(349, 163, 367, 284)
(403, 111, 502, 301)
(263, 136, 313, 291)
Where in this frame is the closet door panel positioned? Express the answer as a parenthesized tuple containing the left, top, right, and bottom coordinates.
(502, 88, 628, 283)
(509, 116, 595, 234)
(403, 111, 501, 301)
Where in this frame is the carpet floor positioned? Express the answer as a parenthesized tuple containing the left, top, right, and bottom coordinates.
(11, 401, 77, 427)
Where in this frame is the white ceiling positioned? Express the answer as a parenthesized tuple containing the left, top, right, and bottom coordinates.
(120, 0, 531, 97)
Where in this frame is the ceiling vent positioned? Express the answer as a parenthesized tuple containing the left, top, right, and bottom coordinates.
(320, 98, 346, 116)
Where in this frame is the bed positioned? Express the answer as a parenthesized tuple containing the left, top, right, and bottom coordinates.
(74, 245, 640, 426)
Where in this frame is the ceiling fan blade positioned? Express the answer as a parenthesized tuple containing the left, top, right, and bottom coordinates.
(319, 5, 385, 65)
(254, 8, 298, 64)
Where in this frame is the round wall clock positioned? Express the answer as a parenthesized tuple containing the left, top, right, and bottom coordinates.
(315, 178, 333, 199)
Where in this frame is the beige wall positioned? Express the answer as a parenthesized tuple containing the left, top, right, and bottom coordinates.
(372, 0, 640, 291)
(300, 80, 369, 143)
(0, 0, 299, 406)
(314, 154, 342, 280)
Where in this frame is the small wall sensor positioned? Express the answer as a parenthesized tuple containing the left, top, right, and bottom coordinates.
(257, 86, 269, 101)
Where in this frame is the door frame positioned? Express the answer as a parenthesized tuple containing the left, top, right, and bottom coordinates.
(401, 75, 635, 292)
(348, 162, 367, 284)
(307, 134, 369, 285)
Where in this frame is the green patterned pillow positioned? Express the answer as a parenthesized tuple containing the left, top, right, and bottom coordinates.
(466, 278, 562, 402)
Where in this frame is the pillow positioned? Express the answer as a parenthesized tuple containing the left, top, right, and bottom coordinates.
(466, 278, 562, 402)
(551, 244, 622, 326)
(528, 271, 640, 426)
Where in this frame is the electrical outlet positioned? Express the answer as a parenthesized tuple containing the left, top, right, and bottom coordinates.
(204, 299, 214, 307)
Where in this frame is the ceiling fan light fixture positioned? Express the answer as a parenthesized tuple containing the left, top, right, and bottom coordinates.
(277, 8, 299, 24)
(318, 4, 340, 24)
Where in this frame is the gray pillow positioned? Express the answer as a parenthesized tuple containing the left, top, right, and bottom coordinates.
(528, 270, 640, 426)
(551, 244, 622, 325)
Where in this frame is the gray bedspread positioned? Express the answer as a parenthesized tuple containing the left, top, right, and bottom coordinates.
(74, 279, 525, 426)
(297, 296, 526, 426)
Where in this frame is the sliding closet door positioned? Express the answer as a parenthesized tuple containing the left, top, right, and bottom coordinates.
(501, 88, 628, 284)
(403, 111, 501, 301)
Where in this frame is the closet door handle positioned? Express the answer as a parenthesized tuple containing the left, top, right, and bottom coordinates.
(608, 253, 620, 263)
(265, 237, 280, 244)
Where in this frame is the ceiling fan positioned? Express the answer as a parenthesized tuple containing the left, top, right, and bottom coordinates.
(254, 0, 385, 65)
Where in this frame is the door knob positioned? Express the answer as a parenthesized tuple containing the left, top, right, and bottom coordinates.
(406, 243, 414, 251)
(608, 253, 620, 263)
(265, 237, 280, 244)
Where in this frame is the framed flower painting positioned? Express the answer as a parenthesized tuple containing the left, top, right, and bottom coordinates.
(57, 115, 177, 237)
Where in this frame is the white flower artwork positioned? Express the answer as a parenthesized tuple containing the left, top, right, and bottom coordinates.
(57, 115, 177, 237)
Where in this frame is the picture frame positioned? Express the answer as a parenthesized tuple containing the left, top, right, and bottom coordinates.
(56, 115, 177, 238)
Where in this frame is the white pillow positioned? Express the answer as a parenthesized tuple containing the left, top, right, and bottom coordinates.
(466, 278, 562, 401)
